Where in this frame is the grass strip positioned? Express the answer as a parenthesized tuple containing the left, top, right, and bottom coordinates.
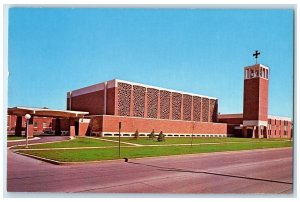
(13, 137, 125, 149)
(17, 141, 292, 162)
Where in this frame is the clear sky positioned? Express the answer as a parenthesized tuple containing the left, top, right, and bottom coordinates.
(8, 8, 294, 118)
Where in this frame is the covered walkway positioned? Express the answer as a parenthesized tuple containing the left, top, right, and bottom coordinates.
(8, 107, 89, 137)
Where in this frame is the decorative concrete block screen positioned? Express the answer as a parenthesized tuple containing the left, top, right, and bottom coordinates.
(147, 88, 159, 118)
(183, 94, 192, 121)
(202, 98, 209, 122)
(172, 92, 182, 120)
(209, 99, 218, 122)
(160, 90, 171, 119)
(118, 82, 132, 116)
(116, 80, 217, 123)
(133, 85, 146, 117)
(193, 96, 202, 121)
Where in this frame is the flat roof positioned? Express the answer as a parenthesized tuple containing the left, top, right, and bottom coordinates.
(218, 113, 292, 122)
(218, 113, 243, 119)
(68, 79, 217, 100)
(8, 107, 89, 118)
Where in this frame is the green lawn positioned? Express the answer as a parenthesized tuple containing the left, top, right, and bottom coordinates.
(102, 137, 287, 145)
(7, 136, 26, 141)
(17, 140, 292, 162)
(12, 137, 126, 149)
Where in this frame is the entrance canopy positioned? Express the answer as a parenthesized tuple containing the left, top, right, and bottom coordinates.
(8, 106, 89, 118)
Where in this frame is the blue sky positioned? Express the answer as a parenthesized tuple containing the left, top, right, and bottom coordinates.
(8, 8, 294, 117)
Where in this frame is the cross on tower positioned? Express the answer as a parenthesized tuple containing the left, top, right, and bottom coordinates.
(253, 50, 261, 64)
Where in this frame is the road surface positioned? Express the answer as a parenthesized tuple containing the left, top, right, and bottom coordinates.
(6, 145, 293, 194)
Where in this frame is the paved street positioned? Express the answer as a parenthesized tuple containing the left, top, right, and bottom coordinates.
(7, 145, 293, 194)
(7, 136, 70, 147)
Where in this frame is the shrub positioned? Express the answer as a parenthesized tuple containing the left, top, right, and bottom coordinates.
(157, 131, 165, 142)
(133, 129, 139, 139)
(149, 130, 155, 139)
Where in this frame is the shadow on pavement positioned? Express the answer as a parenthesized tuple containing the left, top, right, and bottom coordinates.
(126, 161, 292, 185)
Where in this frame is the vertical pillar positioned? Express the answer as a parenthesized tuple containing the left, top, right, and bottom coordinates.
(191, 96, 194, 121)
(200, 97, 203, 122)
(104, 82, 107, 115)
(78, 118, 90, 137)
(114, 83, 119, 115)
(252, 126, 256, 138)
(242, 126, 247, 138)
(69, 118, 75, 137)
(169, 93, 173, 120)
(180, 94, 183, 120)
(15, 116, 22, 136)
(157, 91, 161, 119)
(208, 99, 211, 122)
(130, 85, 134, 117)
(144, 89, 148, 118)
(55, 118, 61, 135)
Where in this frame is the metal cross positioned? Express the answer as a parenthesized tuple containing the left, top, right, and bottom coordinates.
(253, 50, 260, 64)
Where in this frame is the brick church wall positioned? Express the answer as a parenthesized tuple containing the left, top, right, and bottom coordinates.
(118, 82, 132, 116)
(183, 94, 192, 121)
(193, 96, 202, 122)
(101, 115, 227, 135)
(171, 92, 182, 120)
(160, 90, 171, 119)
(133, 85, 146, 117)
(202, 98, 209, 122)
(147, 88, 159, 118)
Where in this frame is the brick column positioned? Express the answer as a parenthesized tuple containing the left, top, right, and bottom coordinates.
(114, 86, 119, 115)
(191, 96, 194, 121)
(15, 116, 22, 136)
(208, 99, 211, 122)
(69, 118, 75, 137)
(55, 118, 61, 135)
(144, 89, 148, 118)
(169, 93, 172, 120)
(130, 85, 134, 117)
(252, 126, 256, 138)
(157, 91, 161, 119)
(180, 94, 183, 120)
(242, 126, 247, 138)
(200, 97, 202, 122)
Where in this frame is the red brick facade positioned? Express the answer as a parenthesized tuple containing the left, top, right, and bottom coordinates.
(243, 64, 269, 123)
(65, 79, 224, 137)
(89, 115, 227, 137)
(7, 115, 52, 135)
(68, 79, 219, 123)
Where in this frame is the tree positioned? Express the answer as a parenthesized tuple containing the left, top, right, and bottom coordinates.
(149, 129, 155, 139)
(133, 129, 139, 139)
(157, 131, 165, 142)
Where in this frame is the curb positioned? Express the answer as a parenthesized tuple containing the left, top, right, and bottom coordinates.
(14, 150, 125, 166)
(7, 137, 40, 143)
(14, 151, 61, 165)
(13, 146, 292, 166)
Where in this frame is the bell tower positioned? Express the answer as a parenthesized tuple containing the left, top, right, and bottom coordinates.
(243, 61, 269, 138)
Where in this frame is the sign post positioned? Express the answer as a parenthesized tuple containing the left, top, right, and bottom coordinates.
(190, 121, 195, 148)
(118, 122, 121, 158)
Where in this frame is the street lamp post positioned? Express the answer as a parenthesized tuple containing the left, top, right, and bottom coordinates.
(25, 114, 31, 148)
